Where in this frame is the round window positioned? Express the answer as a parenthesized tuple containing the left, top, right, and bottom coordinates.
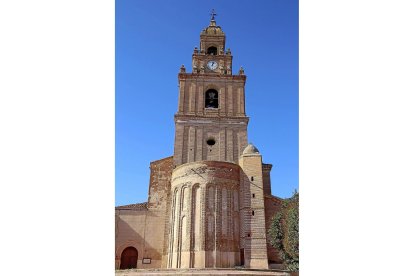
(206, 138, 216, 146)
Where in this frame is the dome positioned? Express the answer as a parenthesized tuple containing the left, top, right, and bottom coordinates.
(242, 143, 260, 155)
(201, 20, 225, 36)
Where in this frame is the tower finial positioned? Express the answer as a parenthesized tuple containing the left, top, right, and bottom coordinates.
(210, 9, 217, 21)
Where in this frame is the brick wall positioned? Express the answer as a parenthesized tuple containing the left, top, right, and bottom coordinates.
(264, 195, 284, 264)
(239, 152, 269, 269)
(167, 161, 241, 268)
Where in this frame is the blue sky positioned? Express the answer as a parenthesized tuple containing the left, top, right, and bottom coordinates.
(115, 0, 298, 206)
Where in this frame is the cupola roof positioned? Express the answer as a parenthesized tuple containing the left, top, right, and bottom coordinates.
(242, 143, 260, 155)
(201, 9, 225, 36)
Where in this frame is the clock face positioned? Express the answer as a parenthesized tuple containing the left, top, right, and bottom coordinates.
(207, 60, 218, 70)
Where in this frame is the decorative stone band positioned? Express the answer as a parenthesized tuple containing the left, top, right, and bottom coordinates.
(174, 115, 249, 124)
(171, 160, 241, 187)
(178, 73, 246, 82)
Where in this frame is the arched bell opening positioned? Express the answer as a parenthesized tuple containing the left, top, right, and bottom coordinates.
(205, 89, 219, 108)
(207, 46, 217, 55)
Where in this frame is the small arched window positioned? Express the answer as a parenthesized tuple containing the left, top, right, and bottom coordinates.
(205, 89, 218, 108)
(207, 46, 217, 55)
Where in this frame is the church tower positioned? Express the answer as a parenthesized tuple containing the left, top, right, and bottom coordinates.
(116, 11, 283, 272)
(166, 12, 269, 269)
(173, 12, 249, 166)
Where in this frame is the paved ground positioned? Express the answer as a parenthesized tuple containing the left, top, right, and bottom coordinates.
(115, 268, 292, 276)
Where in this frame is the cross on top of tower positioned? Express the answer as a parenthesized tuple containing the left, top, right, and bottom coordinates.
(210, 9, 217, 21)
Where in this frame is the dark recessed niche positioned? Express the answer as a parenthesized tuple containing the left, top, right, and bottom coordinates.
(205, 89, 218, 108)
(207, 46, 217, 55)
(206, 139, 216, 146)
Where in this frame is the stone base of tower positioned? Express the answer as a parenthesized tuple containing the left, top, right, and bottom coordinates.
(245, 258, 269, 269)
(205, 251, 240, 268)
(168, 250, 240, 268)
(191, 251, 206, 268)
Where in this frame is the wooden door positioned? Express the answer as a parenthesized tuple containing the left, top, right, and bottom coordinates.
(120, 247, 138, 269)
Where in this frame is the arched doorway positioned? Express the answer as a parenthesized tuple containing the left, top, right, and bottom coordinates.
(120, 246, 138, 269)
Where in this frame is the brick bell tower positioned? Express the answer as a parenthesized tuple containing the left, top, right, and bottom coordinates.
(166, 12, 269, 270)
(173, 11, 249, 166)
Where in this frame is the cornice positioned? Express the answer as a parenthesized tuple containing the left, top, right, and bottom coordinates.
(115, 202, 148, 211)
(174, 114, 249, 124)
(192, 53, 232, 59)
(178, 73, 246, 82)
(262, 163, 273, 171)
